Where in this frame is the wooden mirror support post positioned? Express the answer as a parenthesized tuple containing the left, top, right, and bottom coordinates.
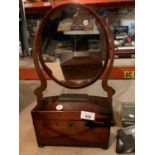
(31, 3, 115, 149)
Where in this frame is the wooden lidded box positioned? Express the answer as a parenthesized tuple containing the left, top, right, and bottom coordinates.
(60, 52, 103, 80)
(32, 94, 113, 148)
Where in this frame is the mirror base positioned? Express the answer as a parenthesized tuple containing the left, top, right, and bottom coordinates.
(32, 94, 114, 148)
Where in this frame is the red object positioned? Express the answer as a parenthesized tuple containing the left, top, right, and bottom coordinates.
(127, 36, 132, 43)
(19, 67, 135, 80)
(24, 0, 135, 13)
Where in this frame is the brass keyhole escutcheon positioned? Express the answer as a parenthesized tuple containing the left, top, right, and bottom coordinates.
(68, 123, 75, 129)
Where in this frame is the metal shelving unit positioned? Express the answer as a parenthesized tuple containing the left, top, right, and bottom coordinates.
(19, 0, 30, 57)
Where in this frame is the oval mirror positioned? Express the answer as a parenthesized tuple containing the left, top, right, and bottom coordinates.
(34, 3, 112, 88)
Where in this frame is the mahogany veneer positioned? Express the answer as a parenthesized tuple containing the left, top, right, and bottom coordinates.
(32, 95, 113, 148)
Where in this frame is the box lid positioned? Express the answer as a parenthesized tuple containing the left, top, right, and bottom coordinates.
(32, 95, 113, 122)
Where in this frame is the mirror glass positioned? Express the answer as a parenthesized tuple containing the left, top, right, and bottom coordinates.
(40, 5, 107, 87)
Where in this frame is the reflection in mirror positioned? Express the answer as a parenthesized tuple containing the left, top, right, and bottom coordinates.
(40, 5, 107, 85)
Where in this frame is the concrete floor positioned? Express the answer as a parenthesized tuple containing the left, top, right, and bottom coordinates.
(19, 79, 135, 155)
(19, 58, 135, 69)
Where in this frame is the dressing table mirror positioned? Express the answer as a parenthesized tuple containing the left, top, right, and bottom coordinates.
(32, 3, 115, 149)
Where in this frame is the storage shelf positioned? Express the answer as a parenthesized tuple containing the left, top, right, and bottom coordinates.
(115, 50, 134, 55)
(19, 58, 135, 80)
(19, 67, 135, 80)
(24, 0, 135, 13)
(24, 2, 52, 8)
(53, 0, 135, 6)
(24, 1, 53, 13)
(24, 0, 134, 7)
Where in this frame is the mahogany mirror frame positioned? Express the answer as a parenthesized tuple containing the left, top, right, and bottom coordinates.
(33, 3, 115, 102)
